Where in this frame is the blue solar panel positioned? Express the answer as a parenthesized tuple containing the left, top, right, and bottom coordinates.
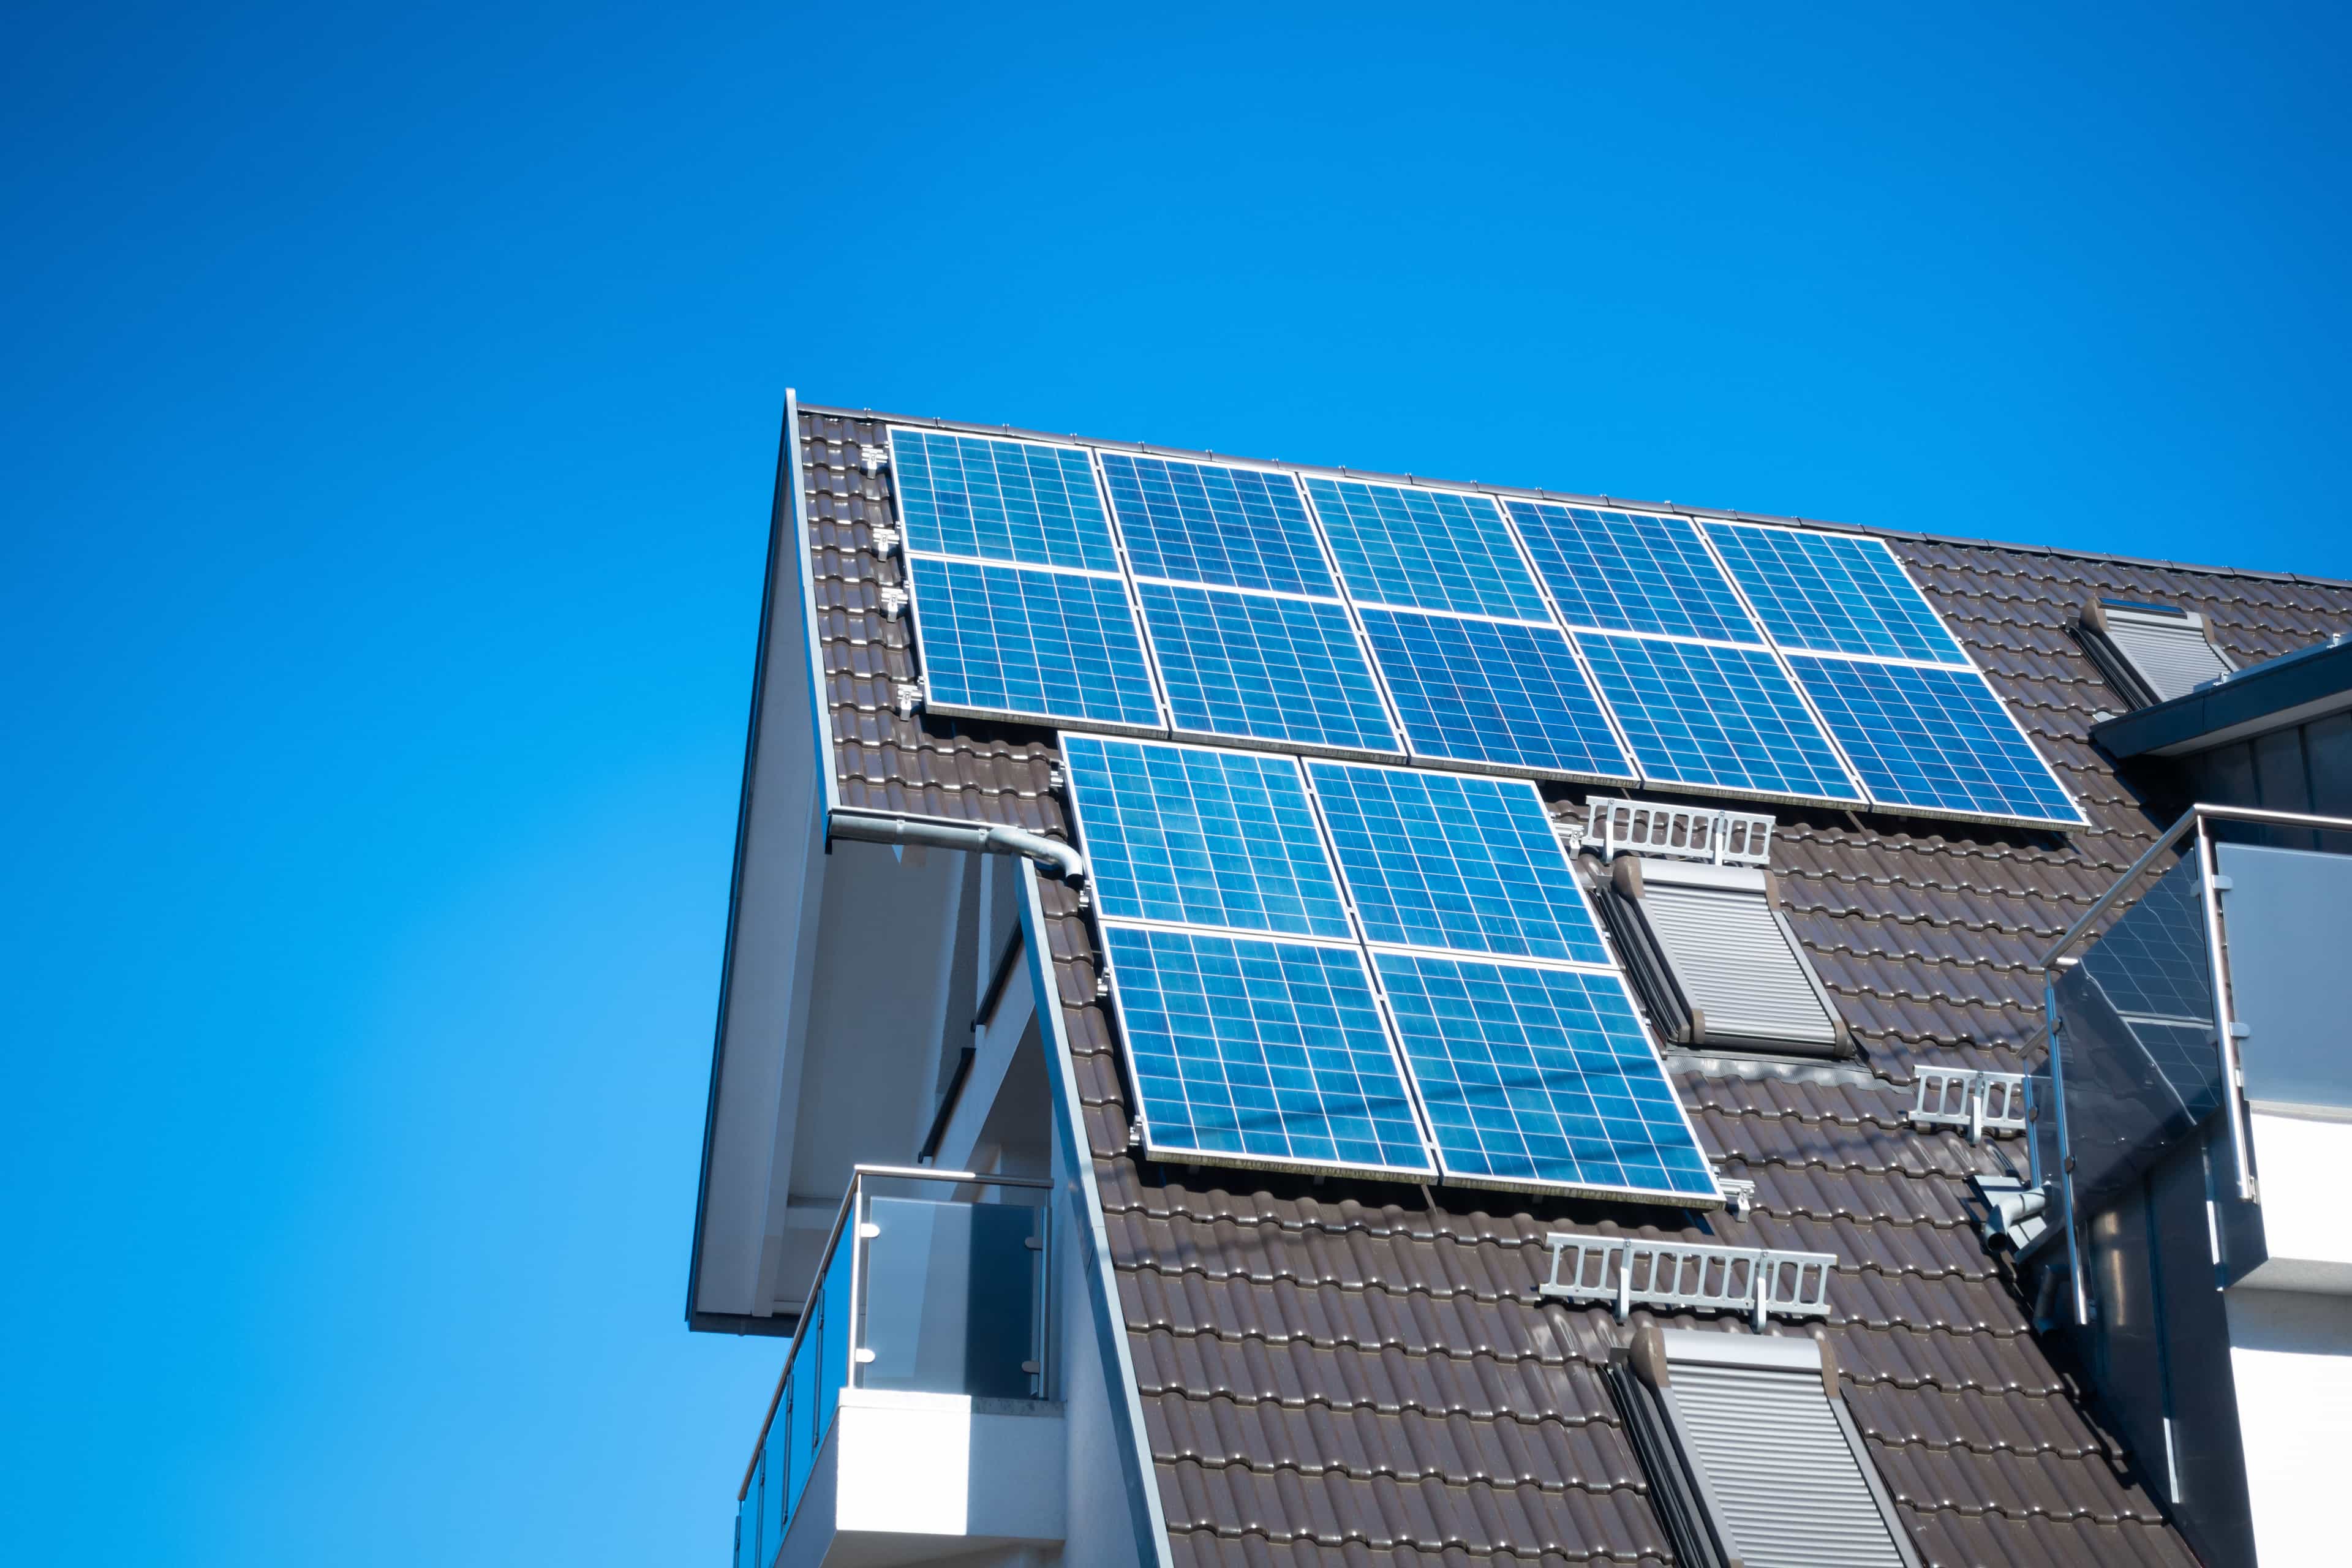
(1062, 736, 1352, 940)
(1306, 762, 1609, 964)
(1103, 925, 1434, 1176)
(1099, 454, 1335, 598)
(1788, 654, 2084, 824)
(1375, 953, 1718, 1200)
(1138, 582, 1400, 753)
(1357, 609, 1633, 778)
(1300, 477, 1549, 622)
(1576, 633, 1863, 801)
(907, 557, 1161, 728)
(889, 429, 1118, 573)
(1504, 501, 1762, 644)
(1704, 522, 1967, 665)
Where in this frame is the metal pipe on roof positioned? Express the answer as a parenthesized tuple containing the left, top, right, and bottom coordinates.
(827, 809, 1087, 883)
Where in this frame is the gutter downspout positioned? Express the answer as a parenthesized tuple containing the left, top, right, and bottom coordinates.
(827, 808, 1087, 884)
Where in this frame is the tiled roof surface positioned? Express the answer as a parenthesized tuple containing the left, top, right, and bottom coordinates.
(793, 405, 2352, 1568)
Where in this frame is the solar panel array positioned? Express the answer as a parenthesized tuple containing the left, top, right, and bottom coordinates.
(894, 429, 1164, 731)
(886, 426, 2081, 827)
(1063, 737, 1720, 1204)
(1302, 477, 1635, 778)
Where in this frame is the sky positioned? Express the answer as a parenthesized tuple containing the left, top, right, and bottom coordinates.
(5, 3, 2349, 1563)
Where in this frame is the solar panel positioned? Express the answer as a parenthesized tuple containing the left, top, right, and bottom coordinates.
(1575, 633, 1863, 802)
(1300, 477, 1550, 622)
(1099, 454, 1335, 597)
(889, 428, 1118, 573)
(1788, 654, 2084, 824)
(1357, 608, 1634, 778)
(1703, 522, 1967, 665)
(1305, 761, 1609, 964)
(1137, 581, 1401, 753)
(1505, 502, 1762, 644)
(1102, 924, 1435, 1177)
(1374, 952, 1719, 1200)
(905, 556, 1162, 728)
(1062, 736, 1352, 940)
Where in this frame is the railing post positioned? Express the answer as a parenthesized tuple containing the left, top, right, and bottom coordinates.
(2045, 984, 2089, 1327)
(2195, 817, 2257, 1202)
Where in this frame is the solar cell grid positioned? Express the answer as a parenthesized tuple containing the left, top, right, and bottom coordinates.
(1062, 736, 1352, 940)
(1302, 477, 1550, 622)
(1139, 581, 1401, 753)
(1306, 762, 1610, 963)
(1576, 633, 1862, 801)
(1704, 522, 1967, 665)
(1376, 952, 1718, 1199)
(1789, 654, 2084, 824)
(1506, 502, 1761, 644)
(1358, 608, 1634, 778)
(1105, 924, 1434, 1176)
(1099, 454, 1335, 598)
(907, 556, 1162, 728)
(889, 428, 1118, 573)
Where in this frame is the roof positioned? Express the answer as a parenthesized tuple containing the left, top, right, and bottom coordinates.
(2095, 631, 2352, 759)
(792, 399, 2352, 1567)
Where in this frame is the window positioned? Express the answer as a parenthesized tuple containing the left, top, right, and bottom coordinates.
(1607, 1327, 1921, 1568)
(1582, 802, 1850, 1059)
(2079, 598, 2234, 708)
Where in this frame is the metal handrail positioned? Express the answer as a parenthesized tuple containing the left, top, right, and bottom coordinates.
(734, 1164, 1052, 1500)
(2040, 801, 2352, 1324)
(2038, 802, 2352, 970)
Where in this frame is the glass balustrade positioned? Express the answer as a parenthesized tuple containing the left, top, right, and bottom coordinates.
(2046, 804, 2352, 1322)
(731, 1166, 1050, 1568)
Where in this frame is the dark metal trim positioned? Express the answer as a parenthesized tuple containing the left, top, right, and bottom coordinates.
(2096, 636, 2352, 759)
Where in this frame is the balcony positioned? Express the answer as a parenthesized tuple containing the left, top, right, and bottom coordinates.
(2042, 804, 2352, 1568)
(732, 1166, 1061, 1568)
(2047, 804, 2352, 1310)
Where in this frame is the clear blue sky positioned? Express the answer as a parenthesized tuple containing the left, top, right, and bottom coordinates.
(6, 4, 2348, 1563)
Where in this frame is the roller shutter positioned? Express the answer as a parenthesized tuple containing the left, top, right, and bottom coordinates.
(1609, 1329, 1918, 1568)
(1642, 878, 1840, 1052)
(1592, 857, 1849, 1057)
(2083, 600, 2234, 707)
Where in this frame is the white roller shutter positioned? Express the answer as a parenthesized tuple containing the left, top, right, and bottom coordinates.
(1606, 858, 1845, 1055)
(2105, 616, 2233, 701)
(2084, 600, 2234, 706)
(1648, 1331, 1916, 1568)
(1640, 875, 1840, 1051)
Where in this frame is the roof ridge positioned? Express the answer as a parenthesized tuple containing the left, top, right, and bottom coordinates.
(796, 398, 2352, 590)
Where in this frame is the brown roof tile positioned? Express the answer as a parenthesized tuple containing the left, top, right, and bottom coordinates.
(792, 407, 2352, 1565)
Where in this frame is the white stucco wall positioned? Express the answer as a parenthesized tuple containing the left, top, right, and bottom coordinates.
(2225, 1287, 2352, 1565)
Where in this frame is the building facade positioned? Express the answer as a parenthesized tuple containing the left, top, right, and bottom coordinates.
(690, 395, 2352, 1568)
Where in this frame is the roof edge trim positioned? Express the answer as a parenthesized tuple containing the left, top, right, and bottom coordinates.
(1017, 861, 1178, 1568)
(2095, 636, 2352, 759)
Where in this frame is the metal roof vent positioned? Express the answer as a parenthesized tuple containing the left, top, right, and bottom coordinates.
(2079, 597, 2236, 708)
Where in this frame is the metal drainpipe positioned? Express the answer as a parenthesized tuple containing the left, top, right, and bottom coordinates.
(826, 809, 1087, 884)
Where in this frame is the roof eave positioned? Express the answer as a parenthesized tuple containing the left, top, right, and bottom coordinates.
(2094, 638, 2352, 760)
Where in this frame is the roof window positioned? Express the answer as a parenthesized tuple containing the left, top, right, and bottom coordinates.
(1608, 1327, 1921, 1568)
(1581, 801, 1852, 1059)
(2079, 597, 2235, 707)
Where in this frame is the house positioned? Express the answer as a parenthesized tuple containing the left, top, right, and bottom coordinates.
(688, 393, 2352, 1568)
